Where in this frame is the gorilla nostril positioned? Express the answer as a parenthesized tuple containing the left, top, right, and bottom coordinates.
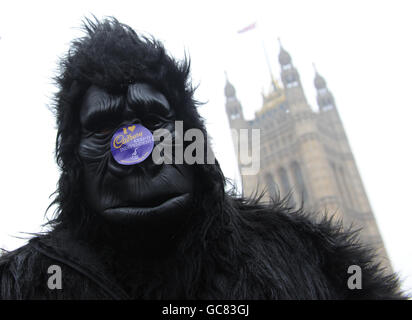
(108, 158, 133, 178)
(108, 154, 161, 179)
(144, 158, 163, 175)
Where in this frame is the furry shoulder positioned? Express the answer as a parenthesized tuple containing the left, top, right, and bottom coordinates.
(228, 196, 406, 299)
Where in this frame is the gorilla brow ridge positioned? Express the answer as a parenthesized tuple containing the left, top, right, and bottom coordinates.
(82, 94, 124, 129)
(127, 83, 171, 114)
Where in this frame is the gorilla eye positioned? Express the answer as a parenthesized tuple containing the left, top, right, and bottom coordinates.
(149, 102, 171, 117)
(143, 114, 169, 129)
(95, 128, 113, 136)
(90, 118, 121, 135)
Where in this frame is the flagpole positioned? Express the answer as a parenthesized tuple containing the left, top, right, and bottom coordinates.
(238, 21, 277, 92)
(256, 22, 278, 92)
(260, 36, 277, 91)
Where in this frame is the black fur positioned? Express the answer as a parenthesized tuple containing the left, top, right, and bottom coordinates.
(0, 17, 406, 299)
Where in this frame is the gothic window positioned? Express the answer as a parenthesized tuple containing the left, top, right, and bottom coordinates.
(278, 167, 295, 206)
(324, 97, 333, 107)
(291, 161, 308, 203)
(320, 93, 334, 111)
(330, 162, 343, 200)
(322, 104, 334, 111)
(286, 81, 299, 88)
(230, 113, 240, 120)
(264, 173, 278, 199)
(339, 167, 356, 208)
(330, 162, 353, 208)
(284, 71, 299, 88)
(285, 72, 298, 83)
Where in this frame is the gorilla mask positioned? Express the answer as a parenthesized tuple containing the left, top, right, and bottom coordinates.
(50, 18, 225, 243)
(79, 83, 194, 225)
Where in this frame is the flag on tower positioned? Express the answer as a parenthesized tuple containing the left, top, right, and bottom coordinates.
(237, 22, 257, 34)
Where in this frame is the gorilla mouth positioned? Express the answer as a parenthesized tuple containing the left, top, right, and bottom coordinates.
(102, 193, 192, 220)
(119, 192, 184, 208)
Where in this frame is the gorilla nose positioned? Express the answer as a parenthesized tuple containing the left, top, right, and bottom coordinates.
(108, 153, 161, 179)
(108, 119, 160, 178)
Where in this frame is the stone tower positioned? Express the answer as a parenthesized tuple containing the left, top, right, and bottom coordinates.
(224, 42, 392, 270)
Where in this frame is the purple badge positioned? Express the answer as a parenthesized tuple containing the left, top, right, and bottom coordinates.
(111, 124, 154, 165)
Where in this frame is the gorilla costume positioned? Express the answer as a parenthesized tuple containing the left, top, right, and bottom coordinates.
(0, 18, 405, 299)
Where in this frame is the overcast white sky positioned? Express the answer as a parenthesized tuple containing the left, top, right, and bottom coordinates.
(0, 0, 411, 294)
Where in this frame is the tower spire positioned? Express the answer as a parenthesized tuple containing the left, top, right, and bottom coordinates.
(313, 67, 335, 111)
(224, 71, 236, 98)
(224, 72, 244, 121)
(312, 62, 318, 74)
(278, 41, 309, 110)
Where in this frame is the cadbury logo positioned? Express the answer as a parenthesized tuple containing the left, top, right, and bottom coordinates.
(122, 125, 136, 134)
(110, 124, 154, 165)
(113, 127, 143, 149)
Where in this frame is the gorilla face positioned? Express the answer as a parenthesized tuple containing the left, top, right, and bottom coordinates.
(78, 83, 194, 229)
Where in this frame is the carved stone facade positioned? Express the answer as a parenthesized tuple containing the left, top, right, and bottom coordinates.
(224, 43, 392, 271)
